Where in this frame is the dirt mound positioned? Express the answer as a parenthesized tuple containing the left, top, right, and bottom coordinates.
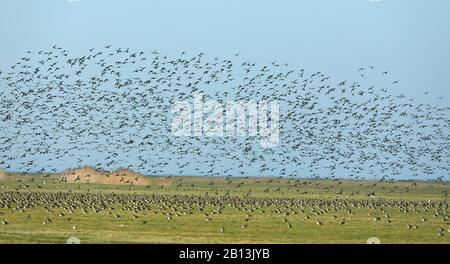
(61, 167, 150, 186)
(0, 169, 14, 181)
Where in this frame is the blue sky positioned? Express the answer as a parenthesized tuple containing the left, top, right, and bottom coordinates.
(1, 0, 449, 100)
(0, 0, 449, 179)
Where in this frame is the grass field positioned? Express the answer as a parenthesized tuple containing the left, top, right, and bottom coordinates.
(0, 173, 449, 244)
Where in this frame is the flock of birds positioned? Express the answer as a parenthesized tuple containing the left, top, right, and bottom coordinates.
(0, 183, 449, 239)
(0, 45, 449, 242)
(0, 45, 448, 181)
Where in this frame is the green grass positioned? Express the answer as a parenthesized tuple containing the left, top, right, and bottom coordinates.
(0, 175, 449, 244)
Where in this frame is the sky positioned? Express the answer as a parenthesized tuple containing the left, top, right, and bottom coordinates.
(1, 0, 449, 100)
(0, 0, 449, 179)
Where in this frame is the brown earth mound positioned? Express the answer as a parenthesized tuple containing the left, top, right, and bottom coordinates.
(0, 167, 174, 187)
(0, 169, 14, 181)
(60, 167, 151, 186)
